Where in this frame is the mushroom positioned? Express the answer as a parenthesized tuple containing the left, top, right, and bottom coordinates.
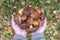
(21, 15, 27, 21)
(14, 13, 22, 25)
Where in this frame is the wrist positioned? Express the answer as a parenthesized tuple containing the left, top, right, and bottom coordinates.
(31, 33, 45, 40)
(31, 31, 44, 35)
(15, 31, 26, 37)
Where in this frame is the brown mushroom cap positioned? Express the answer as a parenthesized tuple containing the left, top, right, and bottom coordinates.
(14, 13, 22, 25)
(21, 15, 27, 21)
(23, 7, 34, 16)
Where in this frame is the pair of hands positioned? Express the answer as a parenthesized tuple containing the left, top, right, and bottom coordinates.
(11, 9, 47, 37)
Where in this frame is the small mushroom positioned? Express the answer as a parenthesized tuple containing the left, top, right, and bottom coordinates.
(19, 21, 27, 29)
(33, 20, 39, 27)
(23, 7, 34, 16)
(21, 15, 27, 21)
(29, 25, 33, 29)
(14, 13, 22, 25)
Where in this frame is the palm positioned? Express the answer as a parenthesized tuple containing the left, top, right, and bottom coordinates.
(31, 18, 47, 35)
(11, 15, 27, 37)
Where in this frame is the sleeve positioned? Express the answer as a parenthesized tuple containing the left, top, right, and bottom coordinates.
(13, 34, 26, 40)
(31, 33, 46, 40)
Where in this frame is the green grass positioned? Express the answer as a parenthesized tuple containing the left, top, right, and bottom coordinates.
(0, 0, 60, 40)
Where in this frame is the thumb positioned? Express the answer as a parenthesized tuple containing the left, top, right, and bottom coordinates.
(11, 15, 16, 25)
(39, 18, 47, 32)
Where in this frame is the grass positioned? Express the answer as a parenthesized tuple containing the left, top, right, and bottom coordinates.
(0, 0, 60, 40)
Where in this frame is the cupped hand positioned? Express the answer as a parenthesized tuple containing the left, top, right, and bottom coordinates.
(11, 15, 27, 37)
(31, 9, 47, 35)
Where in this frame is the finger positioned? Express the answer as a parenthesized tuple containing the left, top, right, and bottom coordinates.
(11, 15, 16, 25)
(41, 9, 44, 13)
(43, 18, 47, 27)
(39, 18, 47, 32)
(11, 15, 22, 33)
(11, 15, 27, 35)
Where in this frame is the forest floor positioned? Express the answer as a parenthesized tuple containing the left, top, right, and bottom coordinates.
(0, 0, 60, 40)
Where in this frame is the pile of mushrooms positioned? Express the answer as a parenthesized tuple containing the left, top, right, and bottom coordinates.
(14, 7, 45, 32)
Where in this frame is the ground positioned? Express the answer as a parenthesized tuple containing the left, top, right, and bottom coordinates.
(0, 0, 60, 40)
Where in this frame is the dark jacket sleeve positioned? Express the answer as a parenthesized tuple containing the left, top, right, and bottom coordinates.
(13, 34, 26, 40)
(31, 33, 46, 40)
(13, 33, 46, 40)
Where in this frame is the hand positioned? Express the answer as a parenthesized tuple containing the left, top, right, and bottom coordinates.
(31, 9, 47, 35)
(11, 15, 27, 37)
